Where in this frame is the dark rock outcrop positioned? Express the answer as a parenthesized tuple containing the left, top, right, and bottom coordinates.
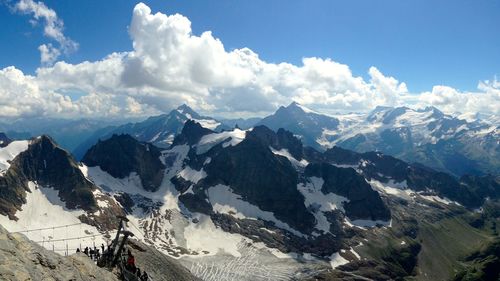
(0, 136, 98, 219)
(83, 134, 165, 192)
(305, 163, 391, 221)
(178, 193, 213, 214)
(17, 136, 97, 210)
(0, 132, 12, 148)
(246, 126, 304, 160)
(171, 120, 213, 147)
(200, 136, 316, 234)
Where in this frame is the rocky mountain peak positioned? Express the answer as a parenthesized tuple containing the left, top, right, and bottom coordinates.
(0, 132, 12, 148)
(172, 120, 214, 146)
(0, 135, 98, 219)
(83, 134, 165, 192)
(176, 104, 201, 118)
(257, 102, 339, 150)
(424, 105, 445, 119)
(247, 126, 304, 159)
(283, 101, 316, 114)
(286, 101, 302, 110)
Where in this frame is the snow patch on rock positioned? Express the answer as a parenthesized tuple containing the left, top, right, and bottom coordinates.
(330, 252, 349, 269)
(297, 177, 349, 234)
(270, 147, 309, 168)
(179, 167, 207, 184)
(207, 184, 305, 237)
(369, 179, 414, 200)
(196, 129, 247, 155)
(0, 140, 29, 175)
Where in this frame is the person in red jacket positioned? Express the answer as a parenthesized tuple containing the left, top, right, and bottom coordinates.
(126, 249, 136, 272)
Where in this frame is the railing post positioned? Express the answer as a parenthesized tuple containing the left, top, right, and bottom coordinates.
(111, 216, 129, 254)
(111, 231, 134, 267)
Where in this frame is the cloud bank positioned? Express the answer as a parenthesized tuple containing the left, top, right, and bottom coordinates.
(1, 2, 499, 119)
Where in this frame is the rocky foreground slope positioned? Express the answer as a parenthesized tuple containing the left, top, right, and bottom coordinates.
(0, 225, 118, 281)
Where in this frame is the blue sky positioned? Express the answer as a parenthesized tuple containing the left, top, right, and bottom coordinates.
(1, 0, 499, 92)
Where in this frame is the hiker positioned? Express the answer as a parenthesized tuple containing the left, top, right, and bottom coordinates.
(101, 243, 105, 254)
(84, 247, 89, 256)
(136, 268, 141, 278)
(95, 249, 100, 260)
(141, 271, 149, 281)
(126, 249, 136, 272)
(106, 245, 113, 262)
(89, 247, 94, 260)
(76, 248, 80, 253)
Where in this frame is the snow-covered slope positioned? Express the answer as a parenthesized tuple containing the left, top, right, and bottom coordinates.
(332, 106, 500, 176)
(329, 106, 470, 147)
(0, 181, 108, 254)
(0, 140, 29, 174)
(0, 136, 130, 262)
(265, 104, 499, 176)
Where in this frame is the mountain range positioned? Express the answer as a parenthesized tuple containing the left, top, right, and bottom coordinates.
(258, 103, 499, 177)
(4, 102, 497, 178)
(0, 113, 498, 280)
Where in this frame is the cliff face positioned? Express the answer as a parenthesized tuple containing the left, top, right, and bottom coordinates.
(83, 134, 165, 192)
(0, 225, 118, 281)
(0, 136, 98, 220)
(304, 163, 391, 221)
(15, 136, 98, 211)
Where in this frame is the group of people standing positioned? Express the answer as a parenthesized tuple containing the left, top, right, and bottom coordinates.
(76, 244, 150, 281)
(76, 243, 105, 261)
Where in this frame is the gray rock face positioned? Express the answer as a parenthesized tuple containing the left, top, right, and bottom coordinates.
(0, 135, 99, 220)
(126, 238, 201, 281)
(0, 225, 118, 281)
(83, 134, 166, 192)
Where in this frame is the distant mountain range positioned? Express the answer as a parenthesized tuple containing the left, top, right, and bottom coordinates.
(71, 104, 262, 160)
(330, 105, 500, 177)
(257, 103, 499, 177)
(1, 102, 498, 177)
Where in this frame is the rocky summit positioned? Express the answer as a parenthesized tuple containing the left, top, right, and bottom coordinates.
(83, 134, 166, 192)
